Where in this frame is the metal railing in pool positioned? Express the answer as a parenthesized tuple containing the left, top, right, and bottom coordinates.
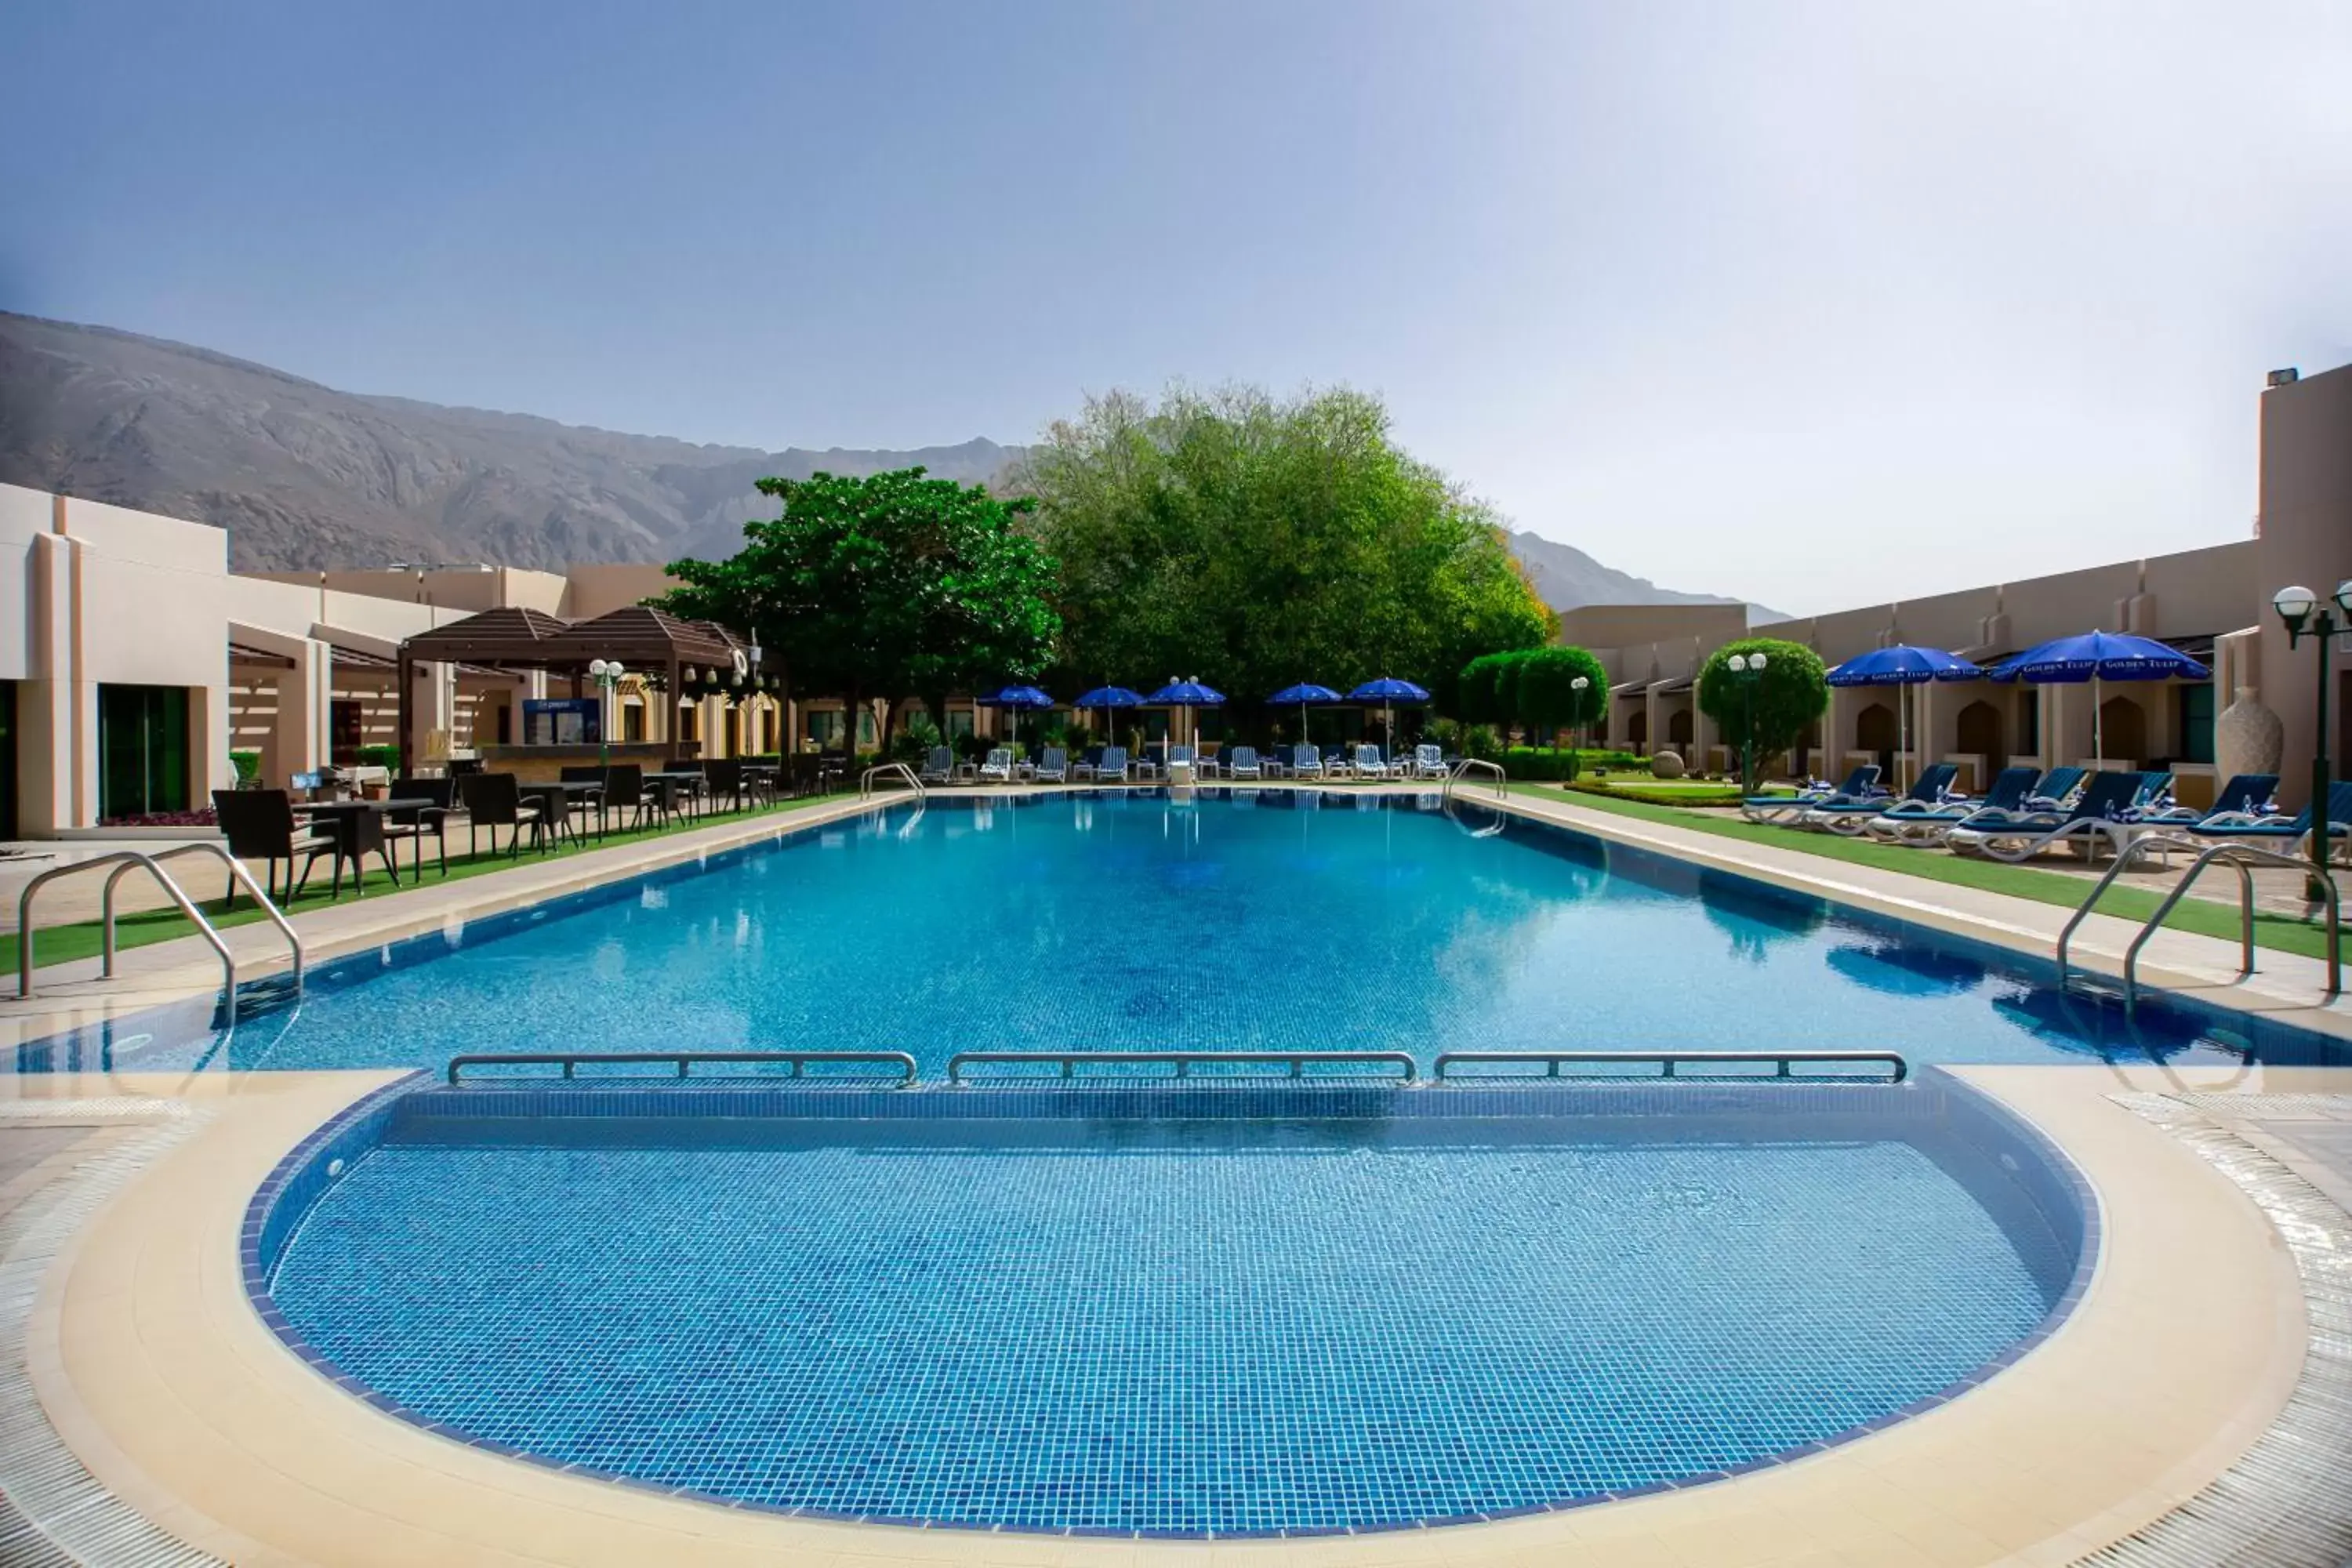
(858, 761, 926, 800)
(1433, 1050, 1909, 1083)
(2056, 832, 2340, 1004)
(946, 1050, 1419, 1084)
(445, 1050, 920, 1086)
(16, 843, 301, 1025)
(1443, 757, 1508, 801)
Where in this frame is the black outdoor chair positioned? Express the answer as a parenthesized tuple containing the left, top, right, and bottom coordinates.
(457, 771, 546, 858)
(386, 776, 457, 878)
(705, 758, 745, 813)
(559, 764, 610, 840)
(601, 764, 655, 833)
(211, 789, 335, 906)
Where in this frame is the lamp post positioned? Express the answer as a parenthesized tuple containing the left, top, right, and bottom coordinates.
(1570, 674, 1592, 764)
(2272, 580, 2352, 895)
(586, 659, 625, 767)
(1727, 652, 1768, 793)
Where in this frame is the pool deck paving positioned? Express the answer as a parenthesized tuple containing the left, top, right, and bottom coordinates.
(2, 780, 2349, 1564)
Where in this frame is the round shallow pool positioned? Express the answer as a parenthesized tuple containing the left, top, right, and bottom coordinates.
(253, 1077, 2091, 1537)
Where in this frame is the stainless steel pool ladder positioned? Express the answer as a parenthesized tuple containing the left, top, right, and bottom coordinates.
(446, 1049, 920, 1085)
(1434, 1050, 1909, 1083)
(2055, 833, 2340, 1005)
(16, 844, 302, 1025)
(859, 761, 926, 800)
(947, 1049, 1420, 1083)
(1443, 757, 1508, 801)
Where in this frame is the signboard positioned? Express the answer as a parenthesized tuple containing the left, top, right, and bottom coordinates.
(523, 697, 601, 746)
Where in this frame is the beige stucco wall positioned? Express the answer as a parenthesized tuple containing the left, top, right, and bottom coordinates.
(561, 563, 679, 619)
(1555, 603, 1745, 652)
(2256, 362, 2352, 806)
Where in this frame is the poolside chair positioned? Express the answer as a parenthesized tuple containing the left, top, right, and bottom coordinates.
(1036, 746, 1069, 783)
(1353, 744, 1396, 780)
(1226, 745, 1263, 781)
(917, 746, 956, 786)
(1740, 764, 1882, 825)
(2020, 767, 2087, 813)
(1094, 746, 1130, 783)
(1802, 764, 1958, 836)
(1412, 743, 1448, 781)
(458, 771, 548, 858)
(1864, 765, 2038, 848)
(601, 764, 658, 833)
(1945, 771, 2158, 863)
(1290, 745, 1325, 780)
(1165, 744, 1194, 779)
(211, 789, 335, 905)
(385, 775, 459, 876)
(2180, 779, 2352, 862)
(978, 747, 1016, 784)
(2143, 773, 2281, 827)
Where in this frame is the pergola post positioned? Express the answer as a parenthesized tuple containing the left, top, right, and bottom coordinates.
(395, 646, 414, 778)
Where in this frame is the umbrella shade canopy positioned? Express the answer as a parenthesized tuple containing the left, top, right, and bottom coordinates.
(1988, 631, 2210, 684)
(977, 684, 1057, 710)
(1824, 644, 1984, 686)
(1147, 679, 1227, 706)
(1073, 685, 1145, 711)
(1268, 683, 1342, 706)
(1347, 677, 1432, 702)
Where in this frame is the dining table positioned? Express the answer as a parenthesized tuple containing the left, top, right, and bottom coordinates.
(292, 797, 438, 886)
(516, 779, 607, 844)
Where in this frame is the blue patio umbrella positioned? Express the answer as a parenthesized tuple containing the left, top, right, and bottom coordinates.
(1073, 685, 1145, 740)
(977, 684, 1056, 753)
(1347, 677, 1432, 753)
(1145, 677, 1226, 750)
(1987, 632, 2209, 771)
(1269, 682, 1342, 746)
(1824, 645, 1984, 789)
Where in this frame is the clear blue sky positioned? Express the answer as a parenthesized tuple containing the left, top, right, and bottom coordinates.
(5, 2, 2347, 615)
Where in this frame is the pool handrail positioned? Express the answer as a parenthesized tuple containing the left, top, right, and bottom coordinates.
(858, 761, 926, 800)
(1433, 1049, 1908, 1083)
(17, 844, 301, 1025)
(2056, 832, 2341, 1004)
(1443, 757, 1507, 800)
(947, 1049, 1419, 1083)
(446, 1049, 920, 1085)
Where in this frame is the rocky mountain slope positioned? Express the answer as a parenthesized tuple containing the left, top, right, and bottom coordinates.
(0, 311, 1771, 620)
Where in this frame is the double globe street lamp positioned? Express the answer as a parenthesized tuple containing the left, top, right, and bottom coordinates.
(1726, 651, 1769, 793)
(586, 658, 626, 767)
(2271, 580, 2352, 891)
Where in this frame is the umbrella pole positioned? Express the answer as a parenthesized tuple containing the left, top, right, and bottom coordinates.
(2092, 673, 2103, 773)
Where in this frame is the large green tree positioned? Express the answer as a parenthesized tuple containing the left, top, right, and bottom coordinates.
(1695, 637, 1828, 790)
(655, 468, 1060, 752)
(1015, 386, 1552, 735)
(1515, 645, 1610, 749)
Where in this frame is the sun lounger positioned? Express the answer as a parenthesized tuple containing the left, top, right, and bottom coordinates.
(2180, 779, 2352, 862)
(2020, 767, 2087, 813)
(1864, 765, 2041, 846)
(978, 747, 1016, 784)
(917, 746, 955, 786)
(1946, 771, 2158, 862)
(1291, 745, 1325, 780)
(2145, 772, 2281, 827)
(1741, 764, 1882, 825)
(1412, 743, 1448, 780)
(1352, 744, 1392, 779)
(1034, 746, 1069, 783)
(1226, 746, 1263, 781)
(1803, 764, 1958, 836)
(1092, 746, 1130, 783)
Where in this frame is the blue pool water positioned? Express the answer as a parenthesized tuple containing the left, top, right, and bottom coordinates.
(263, 1091, 2079, 1534)
(15, 790, 2322, 1076)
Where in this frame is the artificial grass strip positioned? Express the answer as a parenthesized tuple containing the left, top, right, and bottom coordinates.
(1509, 782, 2339, 963)
(4, 792, 855, 973)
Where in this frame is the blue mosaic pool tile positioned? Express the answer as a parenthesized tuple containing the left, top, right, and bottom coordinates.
(247, 1071, 2092, 1537)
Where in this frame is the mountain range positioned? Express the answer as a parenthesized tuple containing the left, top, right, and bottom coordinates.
(0, 310, 1768, 617)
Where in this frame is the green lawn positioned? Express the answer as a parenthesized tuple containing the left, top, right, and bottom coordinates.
(6, 791, 853, 974)
(1511, 782, 2339, 963)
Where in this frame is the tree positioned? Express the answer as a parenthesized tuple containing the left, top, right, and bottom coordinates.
(1457, 652, 1514, 728)
(1016, 386, 1552, 736)
(1515, 645, 1610, 750)
(655, 468, 1060, 754)
(1695, 637, 1828, 789)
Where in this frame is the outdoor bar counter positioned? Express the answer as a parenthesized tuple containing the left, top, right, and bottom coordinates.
(475, 742, 681, 782)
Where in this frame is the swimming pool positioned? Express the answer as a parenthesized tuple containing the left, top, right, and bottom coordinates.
(14, 789, 2336, 1076)
(251, 1074, 2092, 1536)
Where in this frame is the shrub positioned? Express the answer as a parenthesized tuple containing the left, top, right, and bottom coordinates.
(355, 744, 401, 770)
(1695, 637, 1828, 792)
(1515, 646, 1610, 746)
(229, 750, 262, 783)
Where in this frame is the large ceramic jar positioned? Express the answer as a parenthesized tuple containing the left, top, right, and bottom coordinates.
(2214, 686, 2285, 780)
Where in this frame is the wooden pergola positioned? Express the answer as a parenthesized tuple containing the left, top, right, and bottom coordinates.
(394, 605, 760, 773)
